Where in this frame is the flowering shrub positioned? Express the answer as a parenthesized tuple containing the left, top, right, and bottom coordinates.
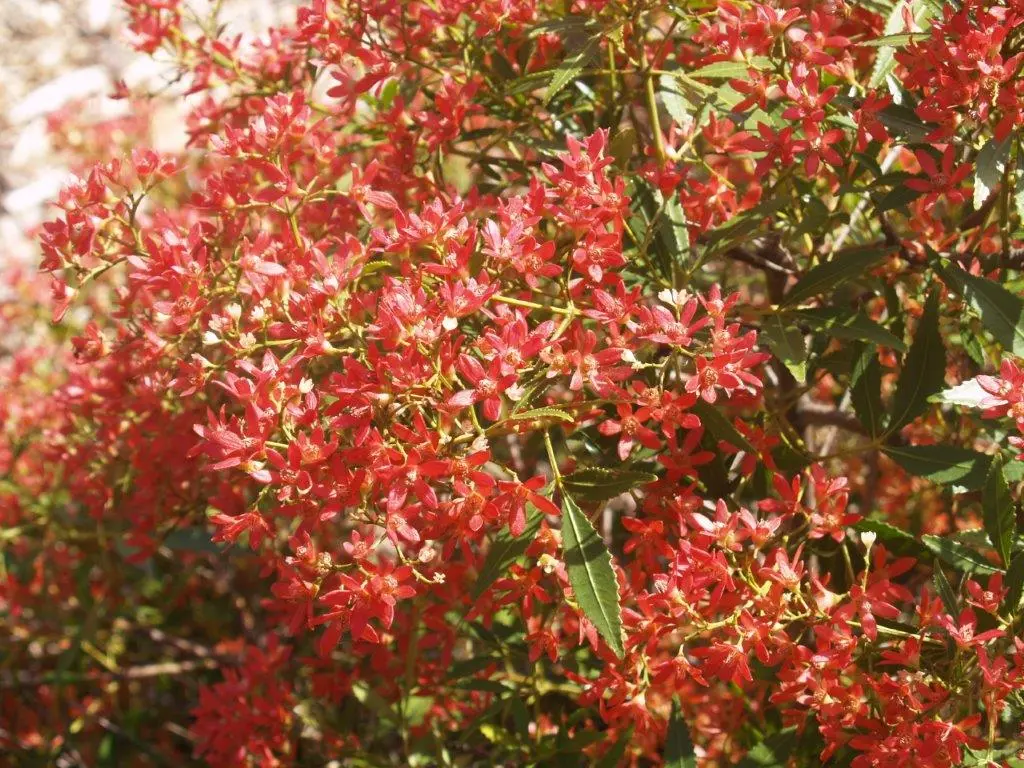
(5, 0, 1024, 765)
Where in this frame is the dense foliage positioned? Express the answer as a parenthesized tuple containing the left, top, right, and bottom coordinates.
(4, 0, 1024, 764)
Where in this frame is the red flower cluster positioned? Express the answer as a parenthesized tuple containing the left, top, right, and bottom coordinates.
(4, 0, 1024, 766)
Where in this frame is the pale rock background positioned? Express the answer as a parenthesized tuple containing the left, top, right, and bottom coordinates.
(0, 0, 296, 262)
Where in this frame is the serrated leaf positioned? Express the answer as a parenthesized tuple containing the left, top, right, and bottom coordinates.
(974, 135, 1011, 210)
(933, 561, 960, 617)
(938, 263, 1024, 357)
(883, 445, 991, 490)
(984, 455, 1015, 566)
(859, 32, 916, 47)
(761, 315, 807, 383)
(921, 534, 1000, 575)
(665, 697, 697, 768)
(563, 467, 658, 501)
(544, 37, 600, 103)
(888, 291, 946, 433)
(473, 506, 544, 599)
(850, 345, 884, 438)
(1002, 552, 1024, 615)
(869, 0, 937, 89)
(504, 407, 576, 426)
(561, 493, 624, 658)
(781, 246, 892, 308)
(689, 57, 772, 79)
(932, 378, 989, 408)
(690, 400, 755, 453)
(659, 74, 692, 127)
(790, 308, 906, 351)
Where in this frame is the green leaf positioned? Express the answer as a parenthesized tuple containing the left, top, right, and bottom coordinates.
(561, 493, 624, 658)
(850, 345, 884, 439)
(544, 37, 600, 103)
(594, 726, 634, 768)
(761, 315, 808, 383)
(1002, 552, 1024, 615)
(351, 680, 399, 724)
(781, 246, 892, 308)
(869, 0, 937, 89)
(983, 455, 1015, 566)
(933, 561, 960, 617)
(665, 697, 697, 768)
(883, 445, 991, 490)
(790, 308, 906, 351)
(659, 74, 692, 127)
(609, 127, 636, 170)
(974, 135, 1011, 210)
(473, 506, 544, 599)
(931, 379, 989, 408)
(921, 534, 1000, 575)
(938, 263, 1024, 357)
(563, 467, 658, 501)
(690, 400, 755, 453)
(688, 57, 772, 79)
(888, 291, 946, 433)
(503, 407, 577, 426)
(859, 32, 915, 47)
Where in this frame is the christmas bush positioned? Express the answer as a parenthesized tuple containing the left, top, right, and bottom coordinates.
(3, 0, 1024, 765)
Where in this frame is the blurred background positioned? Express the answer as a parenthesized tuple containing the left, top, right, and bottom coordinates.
(0, 0, 292, 263)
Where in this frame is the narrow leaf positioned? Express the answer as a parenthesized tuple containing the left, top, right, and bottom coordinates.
(688, 57, 772, 79)
(974, 136, 1011, 210)
(503, 407, 577, 426)
(983, 455, 1015, 566)
(888, 291, 946, 433)
(932, 562, 959, 617)
(938, 263, 1024, 357)
(544, 38, 600, 103)
(690, 400, 755, 453)
(473, 507, 544, 599)
(850, 345, 884, 439)
(790, 308, 906, 351)
(1002, 553, 1024, 615)
(665, 697, 697, 768)
(561, 494, 624, 657)
(921, 535, 1000, 575)
(883, 445, 991, 490)
(563, 467, 658, 502)
(761, 315, 807, 383)
(782, 246, 892, 308)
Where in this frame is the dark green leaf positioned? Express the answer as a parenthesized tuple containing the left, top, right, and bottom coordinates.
(933, 562, 959, 617)
(790, 308, 906, 351)
(850, 345, 884, 438)
(561, 493, 624, 657)
(761, 315, 807, 382)
(544, 37, 600, 103)
(1002, 553, 1024, 615)
(888, 291, 946, 433)
(665, 697, 697, 768)
(473, 507, 544, 599)
(594, 726, 634, 768)
(938, 263, 1024, 357)
(688, 57, 772, 79)
(781, 246, 892, 308)
(691, 400, 755, 453)
(921, 535, 1000, 575)
(563, 467, 658, 501)
(984, 455, 1015, 566)
(883, 445, 991, 490)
